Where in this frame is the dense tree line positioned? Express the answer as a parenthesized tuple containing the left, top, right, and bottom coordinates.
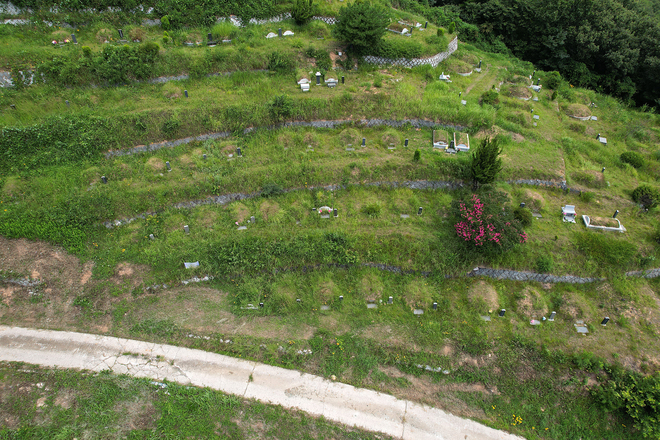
(432, 0, 660, 106)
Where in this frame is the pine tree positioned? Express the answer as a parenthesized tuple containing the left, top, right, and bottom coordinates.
(470, 137, 502, 189)
(332, 1, 389, 54)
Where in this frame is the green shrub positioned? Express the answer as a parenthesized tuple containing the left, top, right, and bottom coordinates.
(592, 367, 660, 439)
(448, 22, 456, 34)
(513, 207, 533, 226)
(361, 203, 382, 218)
(544, 71, 562, 89)
(631, 184, 660, 208)
(535, 255, 554, 273)
(481, 90, 499, 106)
(82, 46, 92, 57)
(267, 94, 294, 121)
(579, 191, 595, 203)
(413, 149, 421, 161)
(161, 15, 171, 30)
(267, 51, 296, 73)
(260, 183, 284, 197)
(374, 39, 424, 59)
(292, 0, 316, 25)
(620, 151, 645, 168)
(437, 28, 445, 37)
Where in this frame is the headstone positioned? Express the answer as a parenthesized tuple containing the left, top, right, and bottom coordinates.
(405, 139, 409, 147)
(301, 83, 310, 92)
(425, 21, 428, 28)
(65, 100, 70, 107)
(184, 225, 190, 234)
(459, 92, 462, 97)
(283, 30, 294, 36)
(341, 76, 345, 84)
(432, 302, 437, 310)
(333, 208, 338, 217)
(203, 154, 207, 160)
(602, 167, 605, 173)
(184, 90, 188, 98)
(520, 202, 525, 208)
(548, 311, 556, 321)
(71, 34, 77, 44)
(362, 138, 366, 146)
(296, 298, 301, 303)
(413, 309, 424, 315)
(601, 317, 610, 326)
(498, 309, 506, 317)
(207, 33, 213, 41)
(237, 147, 242, 157)
(278, 28, 282, 37)
(613, 210, 619, 219)
(118, 29, 124, 39)
(250, 215, 255, 223)
(10, 104, 15, 109)
(316, 72, 321, 85)
(101, 176, 108, 184)
(149, 234, 155, 240)
(184, 261, 199, 268)
(339, 295, 343, 301)
(418, 207, 423, 215)
(166, 161, 171, 171)
(388, 296, 393, 304)
(536, 78, 540, 85)
(478, 60, 482, 69)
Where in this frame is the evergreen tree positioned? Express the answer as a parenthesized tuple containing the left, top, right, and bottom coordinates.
(470, 137, 502, 189)
(332, 1, 389, 54)
(292, 0, 316, 26)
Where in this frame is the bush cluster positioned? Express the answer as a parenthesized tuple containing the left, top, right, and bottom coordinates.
(513, 207, 533, 226)
(631, 184, 660, 209)
(374, 39, 424, 59)
(620, 151, 645, 169)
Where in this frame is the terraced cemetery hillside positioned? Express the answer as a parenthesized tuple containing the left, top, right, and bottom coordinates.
(1, 1, 660, 438)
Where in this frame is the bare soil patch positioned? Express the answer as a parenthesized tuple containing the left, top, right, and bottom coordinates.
(565, 104, 591, 118)
(509, 86, 532, 99)
(146, 157, 165, 172)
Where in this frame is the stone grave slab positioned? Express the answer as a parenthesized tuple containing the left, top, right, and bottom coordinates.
(320, 305, 331, 311)
(413, 309, 424, 315)
(460, 100, 467, 105)
(184, 261, 199, 269)
(367, 303, 378, 309)
(591, 116, 598, 121)
(532, 213, 543, 218)
(237, 226, 247, 230)
(346, 147, 355, 151)
(480, 316, 491, 322)
(400, 214, 410, 219)
(530, 319, 541, 325)
(532, 96, 539, 101)
(320, 214, 330, 219)
(574, 320, 588, 334)
(533, 115, 540, 120)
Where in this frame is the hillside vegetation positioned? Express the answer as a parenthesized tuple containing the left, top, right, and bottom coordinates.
(1, 1, 660, 439)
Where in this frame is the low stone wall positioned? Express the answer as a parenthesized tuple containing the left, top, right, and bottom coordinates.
(362, 37, 458, 69)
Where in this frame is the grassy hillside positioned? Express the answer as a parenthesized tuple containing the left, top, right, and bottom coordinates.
(1, 6, 660, 440)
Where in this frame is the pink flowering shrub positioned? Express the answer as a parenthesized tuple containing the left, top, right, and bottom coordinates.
(452, 192, 527, 255)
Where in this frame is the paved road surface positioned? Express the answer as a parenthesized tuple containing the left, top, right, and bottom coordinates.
(0, 326, 524, 440)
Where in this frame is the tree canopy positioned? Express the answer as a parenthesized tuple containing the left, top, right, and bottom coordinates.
(469, 137, 503, 189)
(332, 1, 390, 54)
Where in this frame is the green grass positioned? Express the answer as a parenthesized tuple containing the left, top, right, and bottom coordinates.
(1, 6, 660, 440)
(0, 363, 394, 439)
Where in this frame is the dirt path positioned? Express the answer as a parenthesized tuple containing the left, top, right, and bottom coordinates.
(0, 325, 524, 440)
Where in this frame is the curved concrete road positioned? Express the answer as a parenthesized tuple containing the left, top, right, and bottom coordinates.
(0, 326, 524, 440)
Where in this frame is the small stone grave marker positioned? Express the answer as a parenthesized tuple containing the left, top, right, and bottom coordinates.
(404, 139, 409, 147)
(591, 116, 598, 121)
(237, 147, 242, 157)
(184, 225, 190, 234)
(166, 161, 171, 171)
(418, 207, 423, 215)
(333, 208, 338, 217)
(339, 295, 343, 301)
(362, 138, 366, 147)
(243, 304, 259, 310)
(321, 305, 331, 311)
(250, 215, 255, 223)
(346, 147, 354, 151)
(532, 96, 538, 101)
(388, 296, 393, 304)
(498, 309, 506, 317)
(532, 213, 543, 218)
(432, 302, 437, 310)
(367, 303, 378, 309)
(283, 30, 294, 36)
(480, 316, 491, 322)
(530, 319, 541, 325)
(203, 154, 207, 160)
(101, 176, 108, 184)
(307, 145, 314, 152)
(184, 261, 199, 269)
(601, 317, 610, 326)
(413, 309, 424, 315)
(266, 32, 277, 39)
(149, 234, 155, 240)
(461, 100, 467, 105)
(533, 122, 537, 127)
(400, 214, 410, 219)
(533, 115, 540, 120)
(321, 214, 330, 219)
(574, 320, 588, 334)
(548, 311, 556, 321)
(237, 226, 247, 230)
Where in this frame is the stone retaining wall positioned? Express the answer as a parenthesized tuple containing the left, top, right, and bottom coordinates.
(363, 37, 458, 69)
